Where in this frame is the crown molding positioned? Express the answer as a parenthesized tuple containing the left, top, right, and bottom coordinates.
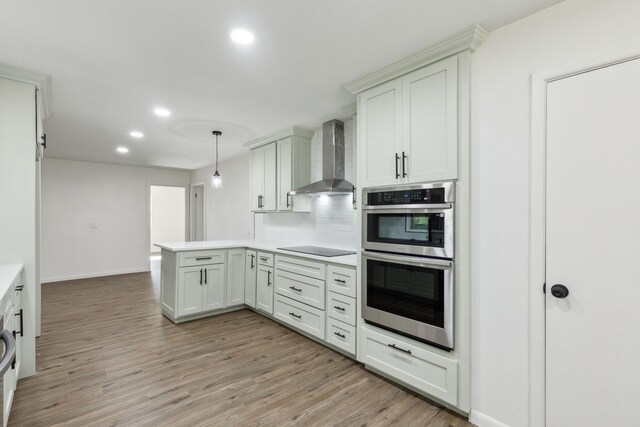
(244, 125, 316, 149)
(344, 24, 487, 95)
(341, 102, 357, 116)
(0, 62, 52, 119)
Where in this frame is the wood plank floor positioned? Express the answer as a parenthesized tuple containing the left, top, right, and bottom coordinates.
(10, 260, 472, 426)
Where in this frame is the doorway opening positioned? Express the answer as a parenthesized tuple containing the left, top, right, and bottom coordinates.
(190, 183, 205, 241)
(149, 185, 187, 257)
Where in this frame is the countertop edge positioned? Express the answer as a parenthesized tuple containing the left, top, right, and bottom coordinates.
(155, 242, 357, 267)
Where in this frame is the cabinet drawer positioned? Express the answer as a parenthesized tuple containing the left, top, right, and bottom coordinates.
(275, 270, 325, 310)
(360, 326, 458, 405)
(178, 250, 226, 267)
(327, 292, 356, 326)
(275, 255, 325, 280)
(326, 318, 356, 356)
(257, 252, 274, 267)
(327, 265, 356, 298)
(274, 295, 325, 340)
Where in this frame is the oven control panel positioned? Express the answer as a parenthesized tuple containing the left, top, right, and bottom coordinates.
(366, 187, 445, 205)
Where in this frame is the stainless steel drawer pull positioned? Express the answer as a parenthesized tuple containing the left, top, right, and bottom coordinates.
(334, 278, 346, 284)
(289, 286, 302, 292)
(388, 343, 412, 355)
(333, 306, 345, 312)
(196, 257, 212, 261)
(334, 332, 346, 339)
(289, 312, 302, 319)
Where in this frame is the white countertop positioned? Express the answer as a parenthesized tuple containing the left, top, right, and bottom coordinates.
(0, 263, 23, 300)
(155, 240, 357, 267)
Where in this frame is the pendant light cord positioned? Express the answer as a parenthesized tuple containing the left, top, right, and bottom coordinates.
(215, 133, 218, 171)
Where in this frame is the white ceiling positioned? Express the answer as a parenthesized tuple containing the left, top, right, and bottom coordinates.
(0, 0, 563, 171)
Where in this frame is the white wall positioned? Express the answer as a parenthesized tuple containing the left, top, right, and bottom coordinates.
(255, 119, 357, 249)
(190, 153, 254, 240)
(471, 1, 640, 425)
(150, 186, 186, 252)
(41, 158, 190, 282)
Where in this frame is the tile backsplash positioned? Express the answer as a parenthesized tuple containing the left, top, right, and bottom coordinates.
(254, 119, 357, 249)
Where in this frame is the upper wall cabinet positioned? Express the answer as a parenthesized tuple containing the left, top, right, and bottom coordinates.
(250, 142, 276, 212)
(245, 127, 314, 213)
(277, 134, 312, 212)
(356, 56, 458, 188)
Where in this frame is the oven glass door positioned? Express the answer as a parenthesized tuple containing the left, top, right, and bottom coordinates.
(363, 205, 453, 259)
(362, 251, 453, 349)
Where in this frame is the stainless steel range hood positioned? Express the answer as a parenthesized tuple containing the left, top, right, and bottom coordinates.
(290, 119, 354, 195)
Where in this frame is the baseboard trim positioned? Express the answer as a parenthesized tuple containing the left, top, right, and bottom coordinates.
(469, 410, 511, 427)
(42, 268, 149, 283)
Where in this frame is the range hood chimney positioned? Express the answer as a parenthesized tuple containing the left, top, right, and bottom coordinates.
(290, 119, 354, 195)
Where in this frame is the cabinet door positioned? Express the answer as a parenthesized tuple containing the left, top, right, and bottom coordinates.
(277, 137, 293, 211)
(250, 148, 263, 211)
(245, 250, 257, 307)
(262, 142, 277, 211)
(256, 266, 274, 314)
(402, 56, 458, 182)
(226, 249, 245, 307)
(202, 264, 225, 312)
(178, 266, 204, 316)
(358, 79, 402, 188)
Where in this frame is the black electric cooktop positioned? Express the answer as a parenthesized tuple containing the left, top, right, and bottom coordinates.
(277, 245, 356, 257)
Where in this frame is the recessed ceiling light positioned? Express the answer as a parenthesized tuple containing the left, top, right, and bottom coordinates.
(154, 107, 171, 117)
(117, 146, 129, 154)
(129, 131, 144, 138)
(230, 29, 255, 45)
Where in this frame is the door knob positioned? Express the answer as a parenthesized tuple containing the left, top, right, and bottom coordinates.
(550, 284, 569, 299)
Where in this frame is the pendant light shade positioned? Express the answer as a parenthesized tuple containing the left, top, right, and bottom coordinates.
(211, 130, 222, 189)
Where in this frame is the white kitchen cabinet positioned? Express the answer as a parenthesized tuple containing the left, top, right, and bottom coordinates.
(324, 264, 357, 357)
(357, 79, 402, 188)
(277, 135, 311, 212)
(244, 250, 257, 308)
(256, 265, 274, 314)
(360, 324, 458, 406)
(177, 263, 225, 316)
(160, 249, 248, 322)
(250, 142, 276, 211)
(357, 56, 458, 187)
(226, 249, 245, 307)
(274, 295, 325, 340)
(256, 252, 275, 315)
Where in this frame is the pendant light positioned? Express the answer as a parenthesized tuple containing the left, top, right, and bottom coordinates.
(211, 130, 222, 189)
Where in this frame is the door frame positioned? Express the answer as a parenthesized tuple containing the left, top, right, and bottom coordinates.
(529, 52, 640, 427)
(190, 182, 206, 241)
(146, 183, 190, 271)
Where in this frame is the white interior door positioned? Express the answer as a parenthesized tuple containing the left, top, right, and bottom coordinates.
(546, 57, 640, 426)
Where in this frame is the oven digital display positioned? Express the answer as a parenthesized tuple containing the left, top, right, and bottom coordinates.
(367, 188, 445, 205)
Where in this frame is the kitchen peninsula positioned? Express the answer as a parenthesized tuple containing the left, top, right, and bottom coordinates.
(156, 241, 358, 357)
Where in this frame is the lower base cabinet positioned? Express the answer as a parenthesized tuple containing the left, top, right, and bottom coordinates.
(244, 250, 257, 307)
(274, 295, 325, 340)
(256, 265, 274, 314)
(326, 318, 356, 355)
(360, 325, 458, 406)
(160, 249, 246, 322)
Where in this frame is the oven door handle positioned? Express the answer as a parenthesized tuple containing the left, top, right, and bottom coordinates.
(362, 203, 452, 211)
(361, 250, 453, 268)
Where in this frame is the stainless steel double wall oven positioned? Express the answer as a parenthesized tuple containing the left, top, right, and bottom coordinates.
(361, 182, 455, 350)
